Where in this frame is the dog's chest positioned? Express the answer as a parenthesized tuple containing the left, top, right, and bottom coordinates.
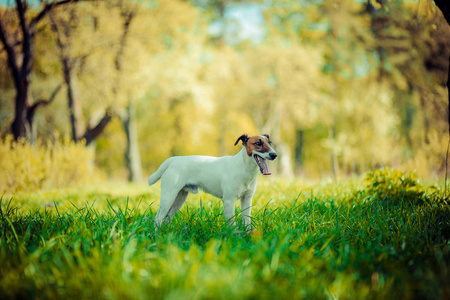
(235, 177, 257, 198)
(195, 173, 256, 199)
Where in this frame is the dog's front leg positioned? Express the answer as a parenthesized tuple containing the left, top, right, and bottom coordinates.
(222, 197, 237, 229)
(240, 193, 254, 233)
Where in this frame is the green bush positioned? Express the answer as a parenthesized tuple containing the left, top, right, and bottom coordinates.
(0, 135, 95, 194)
(364, 168, 426, 204)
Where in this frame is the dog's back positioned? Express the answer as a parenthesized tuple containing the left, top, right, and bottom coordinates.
(147, 158, 173, 186)
(147, 155, 231, 186)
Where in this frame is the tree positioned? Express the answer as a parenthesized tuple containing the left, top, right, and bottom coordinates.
(49, 3, 115, 146)
(49, 5, 84, 142)
(433, 0, 450, 136)
(0, 0, 81, 141)
(434, 1, 450, 24)
(112, 0, 142, 182)
(98, 0, 205, 178)
(365, 0, 449, 176)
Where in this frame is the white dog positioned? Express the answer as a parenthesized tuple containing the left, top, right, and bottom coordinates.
(148, 133, 277, 231)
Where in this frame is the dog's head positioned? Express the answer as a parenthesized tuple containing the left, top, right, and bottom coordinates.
(234, 134, 277, 175)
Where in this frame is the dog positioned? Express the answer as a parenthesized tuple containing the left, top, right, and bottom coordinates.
(148, 133, 277, 231)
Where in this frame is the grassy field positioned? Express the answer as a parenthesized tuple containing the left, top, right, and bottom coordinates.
(1, 169, 449, 299)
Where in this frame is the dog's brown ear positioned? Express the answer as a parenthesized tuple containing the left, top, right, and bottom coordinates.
(263, 134, 270, 141)
(234, 134, 249, 146)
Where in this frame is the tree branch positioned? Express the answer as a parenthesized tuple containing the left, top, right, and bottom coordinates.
(114, 11, 135, 71)
(0, 39, 21, 53)
(0, 26, 46, 54)
(83, 108, 114, 146)
(49, 10, 69, 61)
(32, 83, 63, 109)
(15, 0, 28, 39)
(26, 83, 63, 125)
(0, 18, 20, 87)
(29, 0, 84, 32)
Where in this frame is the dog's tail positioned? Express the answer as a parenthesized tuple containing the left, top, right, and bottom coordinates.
(147, 158, 172, 186)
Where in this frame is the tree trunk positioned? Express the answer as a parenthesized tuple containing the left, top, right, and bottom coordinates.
(62, 59, 83, 142)
(446, 54, 450, 193)
(429, 3, 449, 115)
(432, 1, 450, 188)
(121, 103, 142, 182)
(277, 142, 294, 180)
(329, 127, 339, 180)
(169, 98, 183, 156)
(433, 1, 450, 25)
(218, 104, 227, 156)
(112, 5, 142, 182)
(294, 129, 304, 174)
(419, 92, 431, 145)
(216, 1, 228, 157)
(11, 80, 31, 140)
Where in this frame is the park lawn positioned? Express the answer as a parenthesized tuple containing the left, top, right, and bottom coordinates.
(1, 170, 449, 299)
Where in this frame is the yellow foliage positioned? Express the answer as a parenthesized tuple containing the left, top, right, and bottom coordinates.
(0, 135, 95, 194)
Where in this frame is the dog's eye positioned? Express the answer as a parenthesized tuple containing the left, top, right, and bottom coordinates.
(255, 142, 263, 147)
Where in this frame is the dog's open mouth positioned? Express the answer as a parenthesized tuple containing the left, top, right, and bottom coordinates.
(254, 154, 271, 175)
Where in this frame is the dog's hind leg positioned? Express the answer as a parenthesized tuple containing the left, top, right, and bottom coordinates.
(154, 171, 187, 230)
(165, 189, 189, 224)
(155, 191, 178, 230)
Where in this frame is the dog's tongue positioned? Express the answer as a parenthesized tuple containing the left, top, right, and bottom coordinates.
(255, 155, 271, 175)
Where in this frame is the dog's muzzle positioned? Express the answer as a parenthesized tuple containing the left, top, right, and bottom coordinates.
(254, 152, 277, 175)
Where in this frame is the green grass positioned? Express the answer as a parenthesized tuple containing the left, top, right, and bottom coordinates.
(1, 170, 449, 299)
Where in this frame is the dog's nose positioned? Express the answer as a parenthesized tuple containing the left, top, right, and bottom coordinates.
(269, 152, 277, 160)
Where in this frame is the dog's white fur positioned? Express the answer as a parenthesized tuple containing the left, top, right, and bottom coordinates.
(148, 134, 277, 231)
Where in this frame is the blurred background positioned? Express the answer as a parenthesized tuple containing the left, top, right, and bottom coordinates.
(0, 0, 449, 186)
